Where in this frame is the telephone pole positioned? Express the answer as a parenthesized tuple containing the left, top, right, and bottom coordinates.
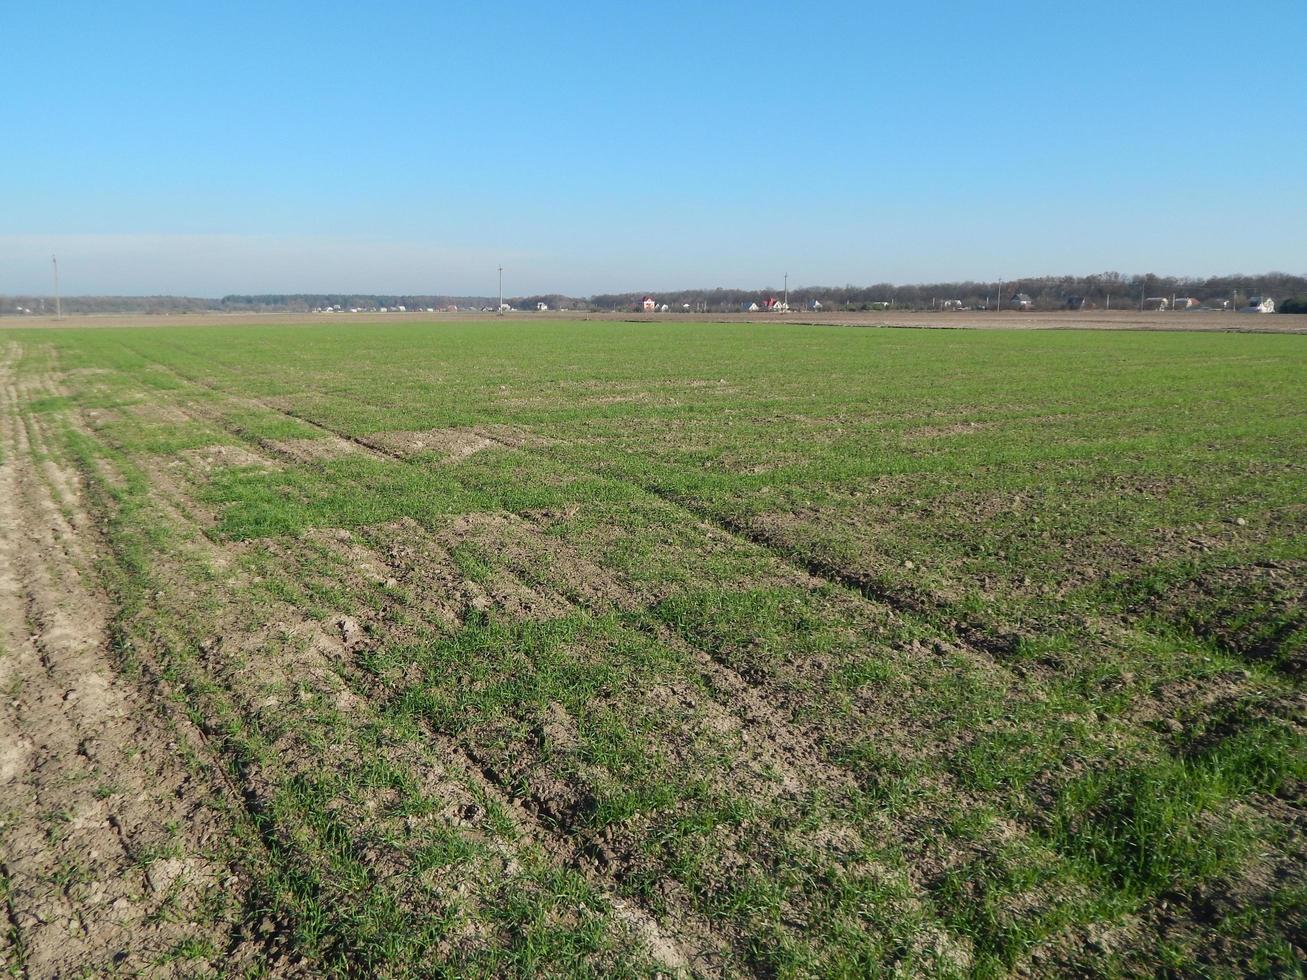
(783, 272, 788, 312)
(497, 265, 503, 315)
(52, 255, 61, 320)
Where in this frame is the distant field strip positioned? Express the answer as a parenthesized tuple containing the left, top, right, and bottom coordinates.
(0, 321, 1302, 976)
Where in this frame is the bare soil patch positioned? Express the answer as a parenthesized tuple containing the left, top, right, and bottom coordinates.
(363, 427, 501, 461)
(182, 442, 277, 471)
(267, 434, 363, 463)
(0, 370, 250, 976)
(123, 401, 194, 424)
(901, 420, 994, 439)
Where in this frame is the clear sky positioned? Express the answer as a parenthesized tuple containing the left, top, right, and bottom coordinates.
(3, 1, 1304, 297)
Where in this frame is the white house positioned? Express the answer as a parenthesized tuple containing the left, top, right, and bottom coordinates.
(1240, 297, 1276, 314)
(537, 301, 549, 311)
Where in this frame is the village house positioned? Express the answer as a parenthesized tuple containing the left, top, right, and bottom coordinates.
(1240, 296, 1276, 314)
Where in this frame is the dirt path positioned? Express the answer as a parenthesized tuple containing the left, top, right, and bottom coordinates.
(0, 348, 241, 976)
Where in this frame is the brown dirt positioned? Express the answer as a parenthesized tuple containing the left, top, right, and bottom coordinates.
(182, 443, 276, 471)
(5, 308, 1305, 335)
(0, 357, 249, 976)
(900, 420, 994, 439)
(123, 402, 195, 424)
(266, 434, 365, 463)
(359, 424, 549, 462)
(363, 427, 500, 461)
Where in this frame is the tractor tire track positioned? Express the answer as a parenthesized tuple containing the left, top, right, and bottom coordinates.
(0, 348, 249, 977)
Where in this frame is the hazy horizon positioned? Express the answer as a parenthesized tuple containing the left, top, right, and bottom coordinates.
(3, 240, 1303, 304)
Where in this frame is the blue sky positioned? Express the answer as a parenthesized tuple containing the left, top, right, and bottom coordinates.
(3, 1, 1304, 296)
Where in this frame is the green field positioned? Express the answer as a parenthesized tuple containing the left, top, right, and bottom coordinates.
(1, 319, 1304, 976)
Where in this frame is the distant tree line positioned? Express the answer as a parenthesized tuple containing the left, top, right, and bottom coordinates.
(0, 295, 218, 315)
(581, 272, 1307, 312)
(216, 294, 499, 312)
(4, 273, 1306, 316)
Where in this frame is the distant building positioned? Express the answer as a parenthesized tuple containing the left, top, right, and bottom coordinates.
(1065, 295, 1087, 310)
(1173, 297, 1200, 310)
(1143, 297, 1170, 311)
(537, 301, 549, 311)
(641, 296, 656, 312)
(1240, 297, 1276, 314)
(1008, 292, 1034, 311)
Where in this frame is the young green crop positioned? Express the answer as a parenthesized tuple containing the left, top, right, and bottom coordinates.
(5, 318, 1303, 976)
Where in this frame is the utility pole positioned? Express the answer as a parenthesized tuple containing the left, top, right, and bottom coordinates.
(783, 272, 788, 312)
(497, 265, 503, 315)
(52, 255, 61, 320)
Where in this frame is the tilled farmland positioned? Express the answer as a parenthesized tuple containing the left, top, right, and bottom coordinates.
(0, 319, 1302, 977)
